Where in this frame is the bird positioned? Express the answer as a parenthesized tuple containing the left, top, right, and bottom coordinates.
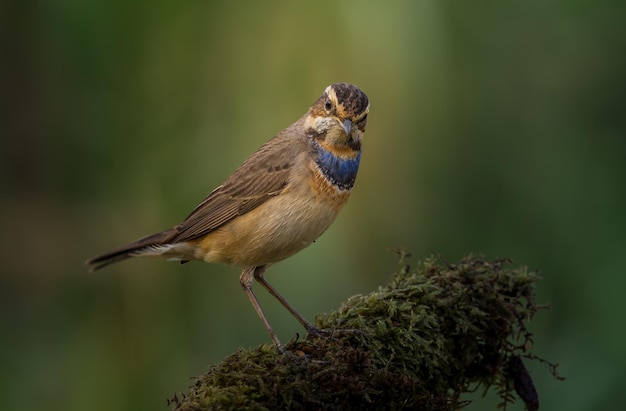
(86, 83, 370, 352)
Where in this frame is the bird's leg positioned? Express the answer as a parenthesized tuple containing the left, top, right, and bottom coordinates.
(253, 266, 318, 333)
(247, 267, 367, 347)
(255, 268, 368, 341)
(239, 266, 285, 353)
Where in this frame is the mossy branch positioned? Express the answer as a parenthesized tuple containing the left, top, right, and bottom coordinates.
(169, 254, 562, 411)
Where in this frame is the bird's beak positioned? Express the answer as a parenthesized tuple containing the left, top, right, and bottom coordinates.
(340, 119, 352, 136)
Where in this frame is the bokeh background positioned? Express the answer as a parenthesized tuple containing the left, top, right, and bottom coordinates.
(2, 1, 625, 410)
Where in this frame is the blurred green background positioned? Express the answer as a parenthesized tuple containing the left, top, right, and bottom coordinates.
(2, 1, 625, 410)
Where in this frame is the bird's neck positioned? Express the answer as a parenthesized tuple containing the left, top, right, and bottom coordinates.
(312, 139, 361, 190)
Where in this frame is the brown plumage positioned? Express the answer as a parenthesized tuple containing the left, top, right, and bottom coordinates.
(86, 83, 370, 351)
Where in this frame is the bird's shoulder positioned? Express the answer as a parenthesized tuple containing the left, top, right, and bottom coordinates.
(170, 122, 310, 242)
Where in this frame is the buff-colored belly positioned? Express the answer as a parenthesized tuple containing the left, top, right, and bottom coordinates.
(195, 173, 350, 267)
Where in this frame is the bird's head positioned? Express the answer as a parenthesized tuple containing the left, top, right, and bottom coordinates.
(304, 83, 370, 150)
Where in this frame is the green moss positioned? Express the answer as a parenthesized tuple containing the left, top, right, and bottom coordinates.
(170, 254, 561, 411)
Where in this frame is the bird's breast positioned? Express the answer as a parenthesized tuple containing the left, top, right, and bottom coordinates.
(312, 140, 361, 191)
(191, 143, 362, 268)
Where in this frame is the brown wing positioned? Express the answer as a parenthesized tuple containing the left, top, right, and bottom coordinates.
(170, 135, 301, 243)
(85, 138, 298, 271)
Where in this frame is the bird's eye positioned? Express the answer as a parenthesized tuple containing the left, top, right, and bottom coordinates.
(324, 99, 332, 111)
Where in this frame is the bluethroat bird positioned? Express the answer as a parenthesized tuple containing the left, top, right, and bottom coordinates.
(86, 83, 370, 352)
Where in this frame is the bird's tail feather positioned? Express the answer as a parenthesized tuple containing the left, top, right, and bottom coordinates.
(85, 228, 178, 272)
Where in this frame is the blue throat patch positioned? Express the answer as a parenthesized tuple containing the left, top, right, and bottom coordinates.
(313, 141, 361, 190)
